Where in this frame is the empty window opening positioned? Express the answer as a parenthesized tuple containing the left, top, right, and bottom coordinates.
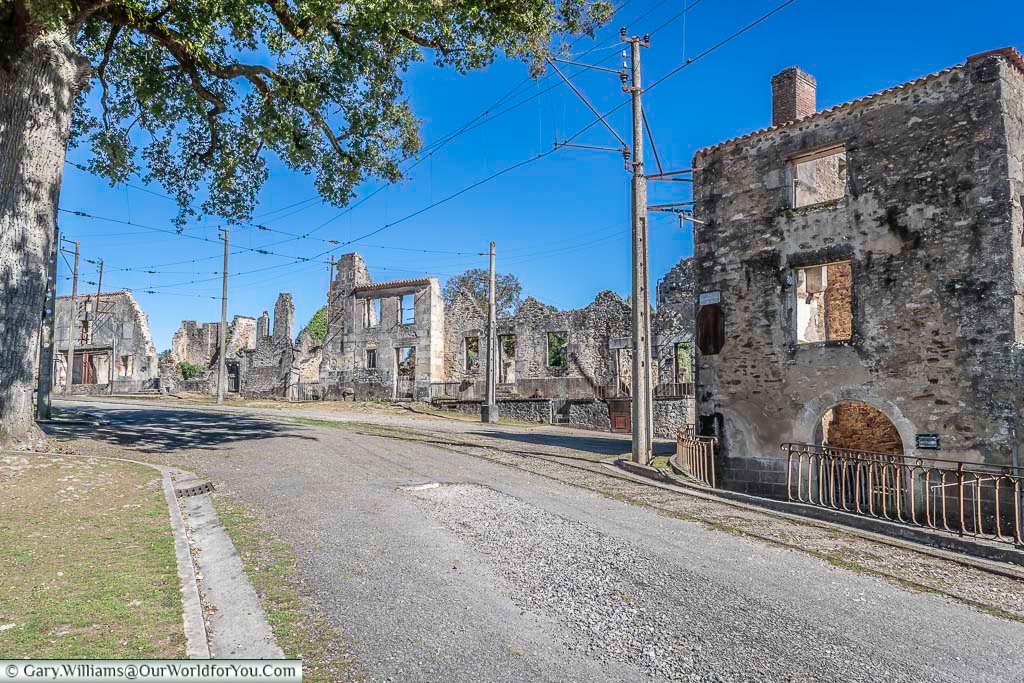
(397, 346, 416, 374)
(795, 262, 852, 343)
(818, 401, 902, 455)
(790, 145, 847, 208)
(400, 294, 415, 325)
(465, 336, 480, 372)
(674, 342, 693, 383)
(499, 335, 517, 384)
(119, 354, 133, 377)
(363, 298, 381, 328)
(366, 348, 377, 370)
(547, 332, 568, 368)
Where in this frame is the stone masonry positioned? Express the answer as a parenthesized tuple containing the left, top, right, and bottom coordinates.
(54, 290, 158, 393)
(691, 48, 1024, 496)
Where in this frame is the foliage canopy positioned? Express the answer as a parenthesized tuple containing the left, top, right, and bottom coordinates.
(442, 267, 523, 317)
(3, 0, 611, 224)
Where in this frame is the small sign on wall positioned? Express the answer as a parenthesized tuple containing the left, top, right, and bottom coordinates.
(916, 433, 941, 450)
(699, 291, 721, 306)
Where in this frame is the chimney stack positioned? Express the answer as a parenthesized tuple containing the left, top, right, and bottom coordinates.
(771, 67, 816, 126)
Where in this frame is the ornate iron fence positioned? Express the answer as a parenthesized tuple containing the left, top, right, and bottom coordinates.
(674, 424, 717, 488)
(654, 382, 695, 399)
(783, 443, 1024, 547)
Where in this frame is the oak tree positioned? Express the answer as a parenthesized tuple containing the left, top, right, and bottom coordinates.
(0, 0, 609, 443)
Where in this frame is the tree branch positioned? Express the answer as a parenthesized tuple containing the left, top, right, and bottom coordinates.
(97, 25, 120, 129)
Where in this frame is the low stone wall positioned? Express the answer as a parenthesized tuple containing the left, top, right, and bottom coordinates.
(432, 398, 553, 424)
(567, 400, 611, 432)
(653, 398, 693, 439)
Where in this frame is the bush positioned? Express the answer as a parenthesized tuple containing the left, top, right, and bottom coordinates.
(178, 361, 206, 380)
(304, 306, 328, 343)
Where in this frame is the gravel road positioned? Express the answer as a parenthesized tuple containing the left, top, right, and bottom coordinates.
(50, 399, 1024, 682)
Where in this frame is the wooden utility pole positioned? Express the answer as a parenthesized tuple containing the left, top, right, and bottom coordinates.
(93, 258, 103, 343)
(326, 255, 335, 339)
(36, 227, 59, 419)
(482, 241, 498, 423)
(217, 228, 229, 404)
(62, 241, 79, 396)
(625, 31, 654, 464)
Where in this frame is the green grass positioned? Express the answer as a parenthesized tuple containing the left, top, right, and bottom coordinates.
(214, 495, 361, 681)
(0, 454, 184, 658)
(650, 455, 672, 470)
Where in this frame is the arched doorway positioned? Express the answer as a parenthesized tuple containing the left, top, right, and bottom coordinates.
(816, 401, 903, 454)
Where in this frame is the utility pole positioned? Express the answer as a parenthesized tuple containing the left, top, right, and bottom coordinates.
(93, 258, 103, 343)
(624, 30, 654, 465)
(217, 228, 229, 404)
(482, 241, 498, 423)
(36, 227, 59, 419)
(62, 241, 80, 396)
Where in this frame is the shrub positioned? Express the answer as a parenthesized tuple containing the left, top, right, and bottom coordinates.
(178, 361, 206, 380)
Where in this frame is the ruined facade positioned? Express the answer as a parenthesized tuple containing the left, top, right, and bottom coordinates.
(54, 291, 158, 393)
(692, 49, 1024, 496)
(165, 315, 257, 392)
(320, 253, 445, 401)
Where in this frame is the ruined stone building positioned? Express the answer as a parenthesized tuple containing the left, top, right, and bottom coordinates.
(437, 260, 694, 435)
(54, 290, 158, 393)
(321, 253, 445, 401)
(691, 48, 1024, 496)
(164, 315, 257, 392)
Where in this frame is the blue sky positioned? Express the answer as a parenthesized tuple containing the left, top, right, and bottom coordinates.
(59, 0, 1024, 350)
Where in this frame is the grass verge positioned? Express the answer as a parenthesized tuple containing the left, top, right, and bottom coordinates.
(0, 454, 183, 658)
(213, 495, 361, 681)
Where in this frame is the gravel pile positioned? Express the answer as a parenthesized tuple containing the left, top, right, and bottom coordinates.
(408, 483, 934, 682)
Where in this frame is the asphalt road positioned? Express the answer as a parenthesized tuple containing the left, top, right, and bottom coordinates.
(51, 400, 1024, 682)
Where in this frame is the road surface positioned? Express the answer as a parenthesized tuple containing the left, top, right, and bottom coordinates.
(50, 399, 1024, 682)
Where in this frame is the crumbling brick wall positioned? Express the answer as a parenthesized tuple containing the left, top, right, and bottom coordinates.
(692, 51, 1024, 495)
(822, 402, 903, 454)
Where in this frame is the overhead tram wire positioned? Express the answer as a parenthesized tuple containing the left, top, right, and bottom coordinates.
(182, 0, 797, 285)
(71, 1, 792, 292)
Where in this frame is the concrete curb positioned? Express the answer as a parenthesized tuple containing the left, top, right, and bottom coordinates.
(3, 450, 284, 658)
(609, 459, 1024, 581)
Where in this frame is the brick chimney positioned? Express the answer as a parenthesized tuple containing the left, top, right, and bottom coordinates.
(771, 67, 816, 125)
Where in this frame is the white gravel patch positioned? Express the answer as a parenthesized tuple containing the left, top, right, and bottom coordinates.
(406, 483, 955, 682)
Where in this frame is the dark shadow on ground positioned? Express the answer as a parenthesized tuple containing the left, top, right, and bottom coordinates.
(43, 404, 315, 453)
(468, 429, 675, 457)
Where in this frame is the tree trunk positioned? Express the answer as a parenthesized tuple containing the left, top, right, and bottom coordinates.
(0, 34, 90, 447)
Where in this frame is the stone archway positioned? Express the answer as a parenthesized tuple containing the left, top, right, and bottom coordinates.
(793, 387, 917, 457)
(816, 401, 903, 454)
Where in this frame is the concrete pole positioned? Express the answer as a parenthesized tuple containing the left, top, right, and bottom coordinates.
(217, 228, 229, 404)
(36, 227, 59, 419)
(483, 241, 498, 423)
(62, 241, 79, 397)
(627, 34, 654, 464)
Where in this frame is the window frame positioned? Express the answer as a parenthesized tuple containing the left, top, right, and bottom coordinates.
(366, 348, 378, 370)
(546, 331, 568, 369)
(363, 298, 381, 329)
(786, 143, 848, 209)
(464, 336, 480, 372)
(400, 293, 415, 325)
(792, 260, 853, 346)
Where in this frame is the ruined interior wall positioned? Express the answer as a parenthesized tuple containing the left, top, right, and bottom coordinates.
(443, 290, 486, 382)
(653, 258, 695, 386)
(822, 402, 903, 454)
(693, 55, 1021, 496)
(54, 292, 158, 387)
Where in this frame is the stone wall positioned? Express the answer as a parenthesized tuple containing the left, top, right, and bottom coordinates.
(653, 258, 695, 385)
(692, 51, 1024, 495)
(822, 402, 902, 454)
(443, 290, 632, 400)
(567, 400, 611, 432)
(653, 398, 692, 439)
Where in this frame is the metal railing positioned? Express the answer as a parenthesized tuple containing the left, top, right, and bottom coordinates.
(654, 382, 695, 399)
(674, 424, 717, 488)
(783, 443, 1024, 547)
